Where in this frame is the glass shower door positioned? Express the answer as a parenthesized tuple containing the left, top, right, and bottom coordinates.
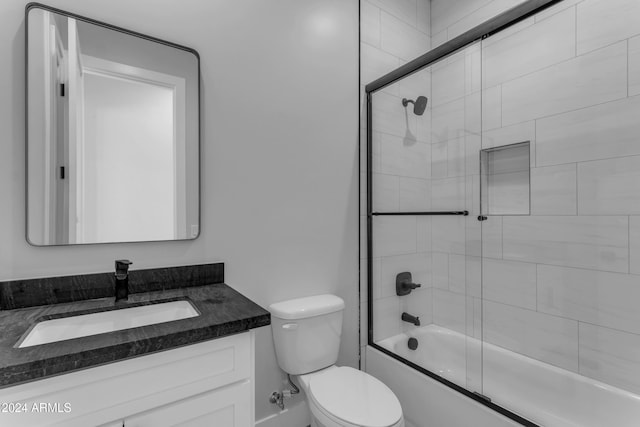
(479, 5, 640, 424)
(368, 40, 483, 395)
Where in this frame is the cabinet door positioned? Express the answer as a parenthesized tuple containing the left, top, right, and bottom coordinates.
(124, 380, 251, 427)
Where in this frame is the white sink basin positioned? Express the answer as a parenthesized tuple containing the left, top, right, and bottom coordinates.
(18, 300, 199, 348)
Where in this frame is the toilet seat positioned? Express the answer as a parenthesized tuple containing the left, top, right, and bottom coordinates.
(307, 366, 403, 427)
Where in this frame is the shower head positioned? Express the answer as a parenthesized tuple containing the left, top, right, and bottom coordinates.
(402, 96, 428, 116)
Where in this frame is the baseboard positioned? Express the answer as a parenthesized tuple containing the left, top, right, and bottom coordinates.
(255, 401, 310, 427)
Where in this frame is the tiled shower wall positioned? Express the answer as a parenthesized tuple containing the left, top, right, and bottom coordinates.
(478, 0, 640, 395)
(360, 0, 431, 366)
(363, 0, 640, 396)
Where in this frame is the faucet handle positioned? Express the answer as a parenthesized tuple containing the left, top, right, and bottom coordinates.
(115, 259, 133, 276)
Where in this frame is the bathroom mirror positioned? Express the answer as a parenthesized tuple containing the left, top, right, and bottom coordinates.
(26, 3, 200, 246)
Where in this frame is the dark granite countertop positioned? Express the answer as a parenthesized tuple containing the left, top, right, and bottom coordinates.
(0, 263, 270, 388)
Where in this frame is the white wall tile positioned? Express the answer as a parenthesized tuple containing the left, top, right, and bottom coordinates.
(502, 216, 629, 273)
(482, 85, 502, 130)
(431, 142, 448, 178)
(630, 216, 640, 275)
(373, 173, 399, 211)
(483, 259, 536, 310)
(432, 55, 466, 106)
(372, 91, 416, 137)
(431, 29, 447, 48)
(361, 1, 381, 48)
(361, 43, 400, 89)
(577, 0, 640, 55)
(465, 92, 482, 135)
(432, 215, 466, 255)
(483, 301, 579, 371)
(416, 0, 431, 35)
(431, 0, 491, 35)
(447, 138, 466, 178)
(501, 42, 627, 126)
(466, 211, 482, 256)
(402, 287, 433, 331)
(466, 256, 481, 298)
(465, 135, 481, 176)
(482, 120, 535, 151)
(630, 36, 640, 96)
(578, 155, 640, 215)
(432, 252, 449, 289)
(465, 43, 482, 95)
(447, 0, 527, 41)
(379, 252, 431, 299)
(536, 95, 640, 166)
(373, 296, 402, 341)
(467, 174, 481, 217)
(433, 289, 466, 334)
(465, 211, 482, 257)
(538, 265, 640, 335)
(431, 98, 466, 143)
(531, 164, 577, 215)
(483, 17, 534, 47)
(482, 7, 576, 89)
(482, 215, 503, 259)
(417, 216, 432, 252)
(397, 68, 431, 112)
(449, 253, 467, 294)
(399, 177, 431, 211)
(379, 133, 430, 178)
(534, 0, 584, 22)
(381, 11, 430, 62)
(579, 323, 640, 395)
(369, 0, 418, 29)
(373, 216, 417, 257)
(432, 176, 466, 211)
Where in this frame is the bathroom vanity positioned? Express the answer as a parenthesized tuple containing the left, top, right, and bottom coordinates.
(0, 263, 270, 427)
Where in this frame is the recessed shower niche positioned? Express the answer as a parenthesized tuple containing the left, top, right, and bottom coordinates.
(480, 141, 531, 216)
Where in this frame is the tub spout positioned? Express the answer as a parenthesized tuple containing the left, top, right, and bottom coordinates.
(401, 312, 420, 326)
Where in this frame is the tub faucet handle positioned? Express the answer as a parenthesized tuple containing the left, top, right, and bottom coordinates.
(396, 272, 421, 296)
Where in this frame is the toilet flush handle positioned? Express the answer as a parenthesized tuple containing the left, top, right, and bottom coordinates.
(282, 323, 298, 330)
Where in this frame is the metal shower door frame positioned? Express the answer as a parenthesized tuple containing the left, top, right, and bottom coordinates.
(365, 1, 563, 426)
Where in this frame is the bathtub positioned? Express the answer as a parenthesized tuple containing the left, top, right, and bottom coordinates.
(377, 325, 640, 427)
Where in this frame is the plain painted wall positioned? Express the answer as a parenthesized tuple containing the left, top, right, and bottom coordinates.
(0, 0, 359, 423)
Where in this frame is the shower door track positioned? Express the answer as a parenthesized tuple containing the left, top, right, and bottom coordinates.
(365, 1, 564, 426)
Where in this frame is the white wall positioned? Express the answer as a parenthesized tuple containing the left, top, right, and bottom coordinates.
(0, 0, 359, 424)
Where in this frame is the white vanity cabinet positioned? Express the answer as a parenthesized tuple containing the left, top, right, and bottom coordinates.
(0, 331, 255, 427)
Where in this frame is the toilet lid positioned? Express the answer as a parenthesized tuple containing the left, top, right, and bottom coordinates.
(309, 367, 402, 427)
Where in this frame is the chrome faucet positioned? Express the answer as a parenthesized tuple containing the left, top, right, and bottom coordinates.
(115, 259, 133, 302)
(401, 312, 420, 326)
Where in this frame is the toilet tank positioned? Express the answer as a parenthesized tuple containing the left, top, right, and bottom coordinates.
(269, 294, 344, 375)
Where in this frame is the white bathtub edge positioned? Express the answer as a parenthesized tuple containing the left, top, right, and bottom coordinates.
(365, 345, 521, 427)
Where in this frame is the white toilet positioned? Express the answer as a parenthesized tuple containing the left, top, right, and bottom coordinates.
(269, 294, 404, 427)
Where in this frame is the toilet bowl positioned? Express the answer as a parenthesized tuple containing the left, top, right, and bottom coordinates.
(269, 294, 404, 427)
(298, 366, 404, 427)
